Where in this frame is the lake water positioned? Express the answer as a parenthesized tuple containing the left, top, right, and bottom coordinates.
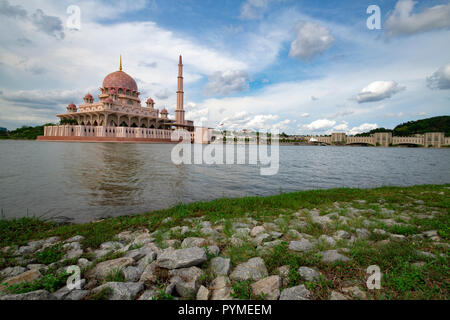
(0, 140, 449, 223)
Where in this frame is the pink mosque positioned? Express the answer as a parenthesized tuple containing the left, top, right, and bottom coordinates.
(38, 56, 211, 143)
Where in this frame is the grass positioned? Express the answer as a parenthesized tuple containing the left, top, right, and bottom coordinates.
(2, 271, 70, 294)
(1, 184, 448, 251)
(104, 268, 125, 283)
(34, 244, 65, 265)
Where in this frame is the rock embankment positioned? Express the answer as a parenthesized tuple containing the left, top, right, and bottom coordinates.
(0, 196, 447, 300)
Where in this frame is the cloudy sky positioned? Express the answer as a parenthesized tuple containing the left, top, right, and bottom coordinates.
(0, 0, 449, 134)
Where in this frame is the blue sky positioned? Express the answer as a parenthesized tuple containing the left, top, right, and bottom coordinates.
(0, 0, 449, 133)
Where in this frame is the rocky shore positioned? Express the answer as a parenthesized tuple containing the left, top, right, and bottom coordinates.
(0, 185, 448, 300)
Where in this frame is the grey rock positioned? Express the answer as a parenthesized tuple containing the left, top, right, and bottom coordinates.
(250, 226, 265, 237)
(330, 291, 349, 300)
(234, 228, 251, 238)
(417, 250, 436, 259)
(165, 282, 176, 295)
(65, 235, 85, 243)
(279, 285, 310, 300)
(342, 286, 367, 300)
(298, 266, 321, 282)
(65, 249, 84, 260)
(100, 241, 124, 251)
(123, 266, 144, 282)
(210, 257, 231, 276)
(253, 233, 270, 245)
(156, 247, 207, 269)
(201, 227, 220, 237)
(63, 242, 82, 251)
(91, 282, 144, 300)
(64, 290, 89, 300)
(125, 246, 156, 262)
(0, 266, 27, 278)
(230, 257, 268, 282)
(77, 258, 92, 269)
(0, 290, 56, 300)
(356, 228, 370, 239)
(210, 276, 232, 300)
(311, 215, 333, 227)
(335, 230, 351, 240)
(26, 264, 48, 273)
(53, 279, 86, 300)
(288, 239, 315, 252)
(230, 237, 244, 246)
(196, 285, 210, 300)
(373, 229, 387, 235)
(320, 250, 350, 263)
(206, 245, 220, 256)
(139, 261, 158, 283)
(181, 237, 207, 248)
(86, 257, 134, 280)
(277, 265, 290, 287)
(270, 231, 283, 239)
(319, 235, 336, 246)
(251, 275, 281, 300)
(138, 289, 157, 300)
(169, 266, 204, 298)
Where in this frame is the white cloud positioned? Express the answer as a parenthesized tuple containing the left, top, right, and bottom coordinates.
(289, 21, 334, 61)
(304, 119, 336, 130)
(385, 112, 404, 118)
(240, 0, 269, 20)
(356, 81, 405, 103)
(348, 123, 378, 135)
(386, 0, 450, 37)
(427, 63, 450, 90)
(204, 70, 249, 96)
(300, 113, 310, 118)
(333, 121, 349, 132)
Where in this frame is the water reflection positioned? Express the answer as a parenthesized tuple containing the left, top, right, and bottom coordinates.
(0, 141, 449, 223)
(68, 143, 146, 206)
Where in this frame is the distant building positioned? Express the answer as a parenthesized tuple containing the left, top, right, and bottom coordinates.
(0, 127, 7, 133)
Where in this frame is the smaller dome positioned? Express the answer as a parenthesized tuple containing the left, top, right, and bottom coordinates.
(146, 98, 154, 104)
(84, 93, 93, 99)
(161, 108, 168, 114)
(68, 102, 77, 109)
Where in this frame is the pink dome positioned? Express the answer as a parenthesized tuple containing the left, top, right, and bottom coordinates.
(161, 108, 168, 114)
(103, 70, 138, 92)
(84, 93, 93, 99)
(68, 103, 77, 109)
(146, 98, 154, 103)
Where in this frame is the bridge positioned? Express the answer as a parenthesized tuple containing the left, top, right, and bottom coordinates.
(307, 132, 449, 148)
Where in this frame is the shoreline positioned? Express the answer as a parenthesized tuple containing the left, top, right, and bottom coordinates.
(0, 184, 448, 300)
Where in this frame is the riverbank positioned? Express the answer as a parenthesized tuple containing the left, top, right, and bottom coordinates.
(0, 184, 449, 300)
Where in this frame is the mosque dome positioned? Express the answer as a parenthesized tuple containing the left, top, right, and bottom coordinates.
(68, 102, 77, 109)
(103, 70, 138, 92)
(146, 98, 154, 104)
(84, 93, 93, 99)
(161, 108, 168, 114)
